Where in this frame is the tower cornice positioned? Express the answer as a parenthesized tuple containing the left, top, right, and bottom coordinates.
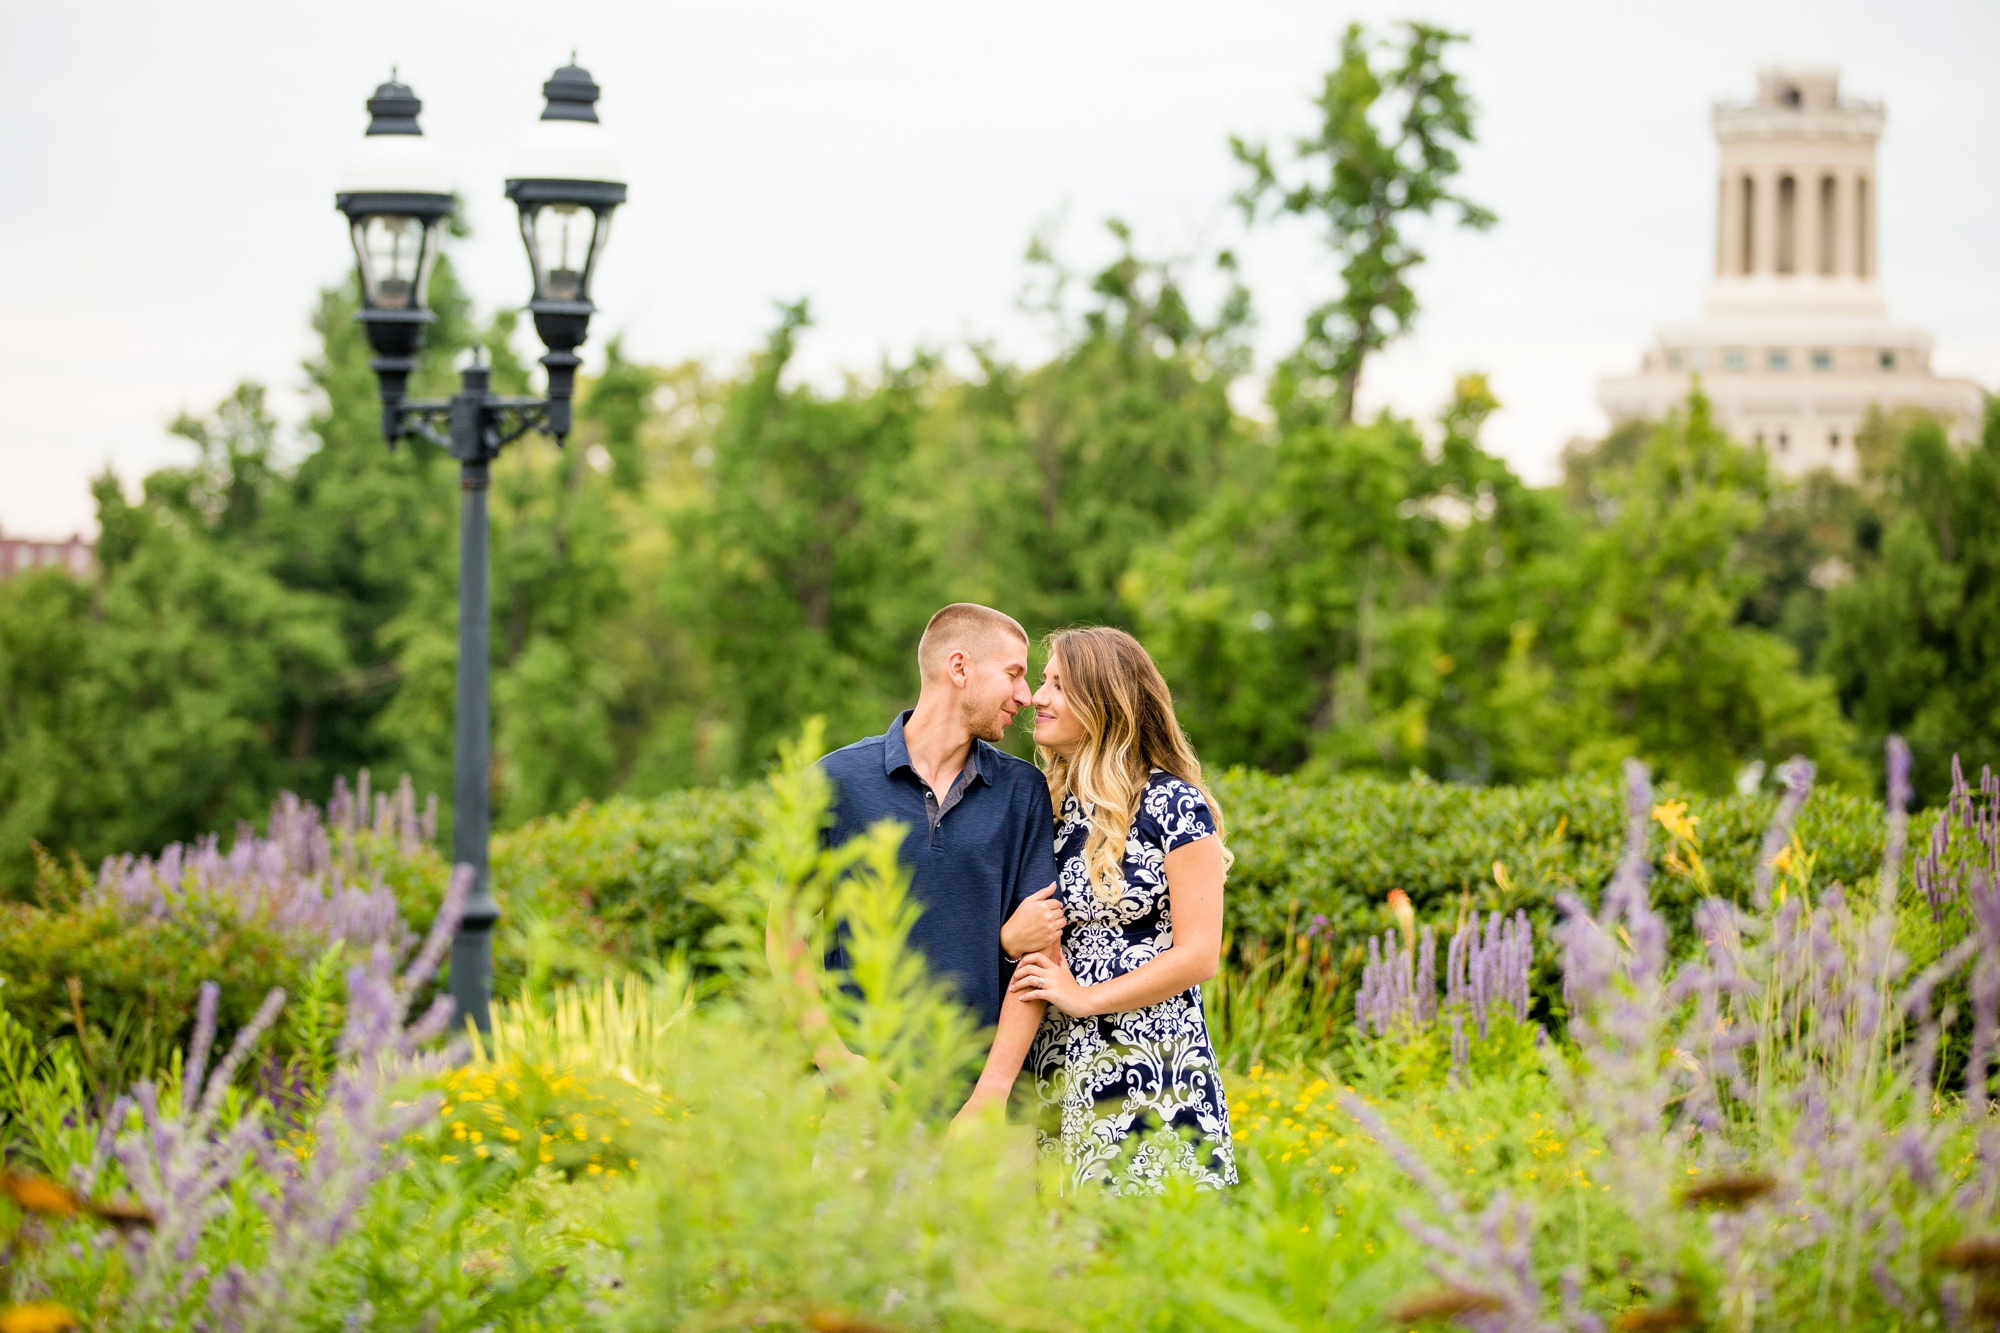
(1712, 103, 1884, 143)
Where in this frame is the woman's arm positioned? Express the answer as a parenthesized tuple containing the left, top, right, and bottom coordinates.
(951, 956, 1049, 1126)
(1009, 835, 1225, 1017)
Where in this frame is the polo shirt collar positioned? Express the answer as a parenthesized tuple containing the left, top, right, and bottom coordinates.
(883, 709, 989, 787)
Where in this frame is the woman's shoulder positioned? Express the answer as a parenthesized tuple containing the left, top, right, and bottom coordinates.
(1139, 770, 1216, 848)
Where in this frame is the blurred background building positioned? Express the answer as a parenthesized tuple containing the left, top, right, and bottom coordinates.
(0, 526, 93, 580)
(1599, 67, 1985, 476)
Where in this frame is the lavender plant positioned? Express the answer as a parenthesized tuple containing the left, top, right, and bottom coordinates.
(24, 869, 467, 1330)
(1355, 906, 1534, 1082)
(1914, 755, 2000, 930)
(91, 771, 439, 953)
(1348, 742, 2000, 1330)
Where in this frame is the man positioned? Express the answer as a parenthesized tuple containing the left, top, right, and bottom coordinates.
(768, 603, 1067, 1111)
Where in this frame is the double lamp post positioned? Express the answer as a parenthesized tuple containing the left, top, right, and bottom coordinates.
(334, 63, 626, 1031)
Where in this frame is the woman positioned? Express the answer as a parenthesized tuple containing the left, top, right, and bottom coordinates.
(979, 626, 1236, 1193)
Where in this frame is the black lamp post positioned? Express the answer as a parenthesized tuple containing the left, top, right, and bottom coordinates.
(335, 64, 626, 1033)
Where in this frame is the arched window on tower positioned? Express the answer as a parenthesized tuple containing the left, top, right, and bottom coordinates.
(1818, 175, 1837, 276)
(1741, 175, 1756, 275)
(1777, 175, 1797, 275)
(1857, 177, 1872, 279)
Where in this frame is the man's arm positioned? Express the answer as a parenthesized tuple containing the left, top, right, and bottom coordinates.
(953, 951, 1049, 1126)
(765, 893, 867, 1089)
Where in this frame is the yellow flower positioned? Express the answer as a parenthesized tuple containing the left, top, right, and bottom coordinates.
(1652, 800, 1698, 844)
(0, 1303, 80, 1333)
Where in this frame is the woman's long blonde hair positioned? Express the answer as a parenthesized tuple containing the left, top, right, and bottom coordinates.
(1039, 627, 1231, 904)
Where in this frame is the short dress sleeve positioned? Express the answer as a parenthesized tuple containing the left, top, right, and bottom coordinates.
(1137, 773, 1217, 853)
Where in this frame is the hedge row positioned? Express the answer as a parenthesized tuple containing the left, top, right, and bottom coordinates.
(0, 769, 1893, 1090)
(491, 770, 1893, 978)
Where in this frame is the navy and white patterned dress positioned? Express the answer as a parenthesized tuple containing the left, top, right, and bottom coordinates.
(1027, 771, 1236, 1193)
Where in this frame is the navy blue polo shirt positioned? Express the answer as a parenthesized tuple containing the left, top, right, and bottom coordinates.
(819, 711, 1057, 1028)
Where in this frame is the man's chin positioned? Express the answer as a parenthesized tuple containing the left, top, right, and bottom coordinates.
(972, 714, 1015, 744)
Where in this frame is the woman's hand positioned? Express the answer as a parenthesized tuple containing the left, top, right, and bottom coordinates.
(1009, 948, 1096, 1018)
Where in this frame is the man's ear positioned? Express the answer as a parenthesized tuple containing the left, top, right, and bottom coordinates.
(945, 649, 971, 687)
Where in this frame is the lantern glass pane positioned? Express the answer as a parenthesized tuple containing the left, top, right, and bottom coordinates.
(354, 214, 431, 310)
(530, 203, 601, 301)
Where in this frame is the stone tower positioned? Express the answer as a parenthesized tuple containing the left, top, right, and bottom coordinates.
(1598, 67, 1983, 476)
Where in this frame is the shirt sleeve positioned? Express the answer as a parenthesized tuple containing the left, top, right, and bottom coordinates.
(1012, 776, 1059, 913)
(815, 759, 839, 850)
(1140, 776, 1217, 852)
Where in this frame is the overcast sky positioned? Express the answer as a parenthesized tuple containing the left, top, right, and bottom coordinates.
(3, 0, 1996, 539)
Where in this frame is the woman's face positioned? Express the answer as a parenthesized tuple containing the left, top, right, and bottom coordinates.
(1032, 650, 1087, 757)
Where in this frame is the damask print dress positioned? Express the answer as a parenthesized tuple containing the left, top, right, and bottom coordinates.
(1026, 771, 1236, 1193)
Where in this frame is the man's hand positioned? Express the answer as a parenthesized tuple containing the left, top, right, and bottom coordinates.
(948, 1085, 1009, 1137)
(1001, 883, 1065, 959)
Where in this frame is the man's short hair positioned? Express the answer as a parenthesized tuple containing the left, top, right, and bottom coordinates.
(918, 603, 1029, 682)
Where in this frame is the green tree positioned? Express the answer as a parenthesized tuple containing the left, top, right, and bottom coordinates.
(0, 397, 347, 889)
(921, 222, 1252, 638)
(1233, 21, 1494, 425)
(0, 235, 657, 889)
(1556, 394, 1860, 792)
(1128, 376, 1573, 779)
(1820, 401, 2000, 800)
(660, 302, 941, 778)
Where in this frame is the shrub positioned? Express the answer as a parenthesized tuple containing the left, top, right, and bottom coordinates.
(0, 773, 448, 1102)
(487, 789, 758, 993)
(6, 876, 466, 1329)
(485, 767, 1897, 1036)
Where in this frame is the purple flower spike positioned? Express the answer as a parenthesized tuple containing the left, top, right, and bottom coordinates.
(1754, 757, 1815, 909)
(1881, 735, 1912, 903)
(90, 771, 437, 960)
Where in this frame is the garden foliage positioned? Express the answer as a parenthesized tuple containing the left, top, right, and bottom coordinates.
(0, 774, 447, 1101)
(0, 732, 1997, 1329)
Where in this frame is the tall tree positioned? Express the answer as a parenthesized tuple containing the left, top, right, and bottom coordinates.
(661, 302, 941, 778)
(1819, 401, 2000, 801)
(1233, 21, 1494, 425)
(1127, 376, 1572, 778)
(1556, 394, 1860, 792)
(924, 222, 1252, 637)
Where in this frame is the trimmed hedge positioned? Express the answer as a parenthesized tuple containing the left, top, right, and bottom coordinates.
(489, 789, 760, 988)
(1215, 770, 1887, 940)
(0, 769, 1892, 1071)
(490, 771, 1893, 979)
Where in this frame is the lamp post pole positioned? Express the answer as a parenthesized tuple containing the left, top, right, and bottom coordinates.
(449, 367, 498, 1031)
(334, 64, 625, 1033)
(381, 365, 583, 1035)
